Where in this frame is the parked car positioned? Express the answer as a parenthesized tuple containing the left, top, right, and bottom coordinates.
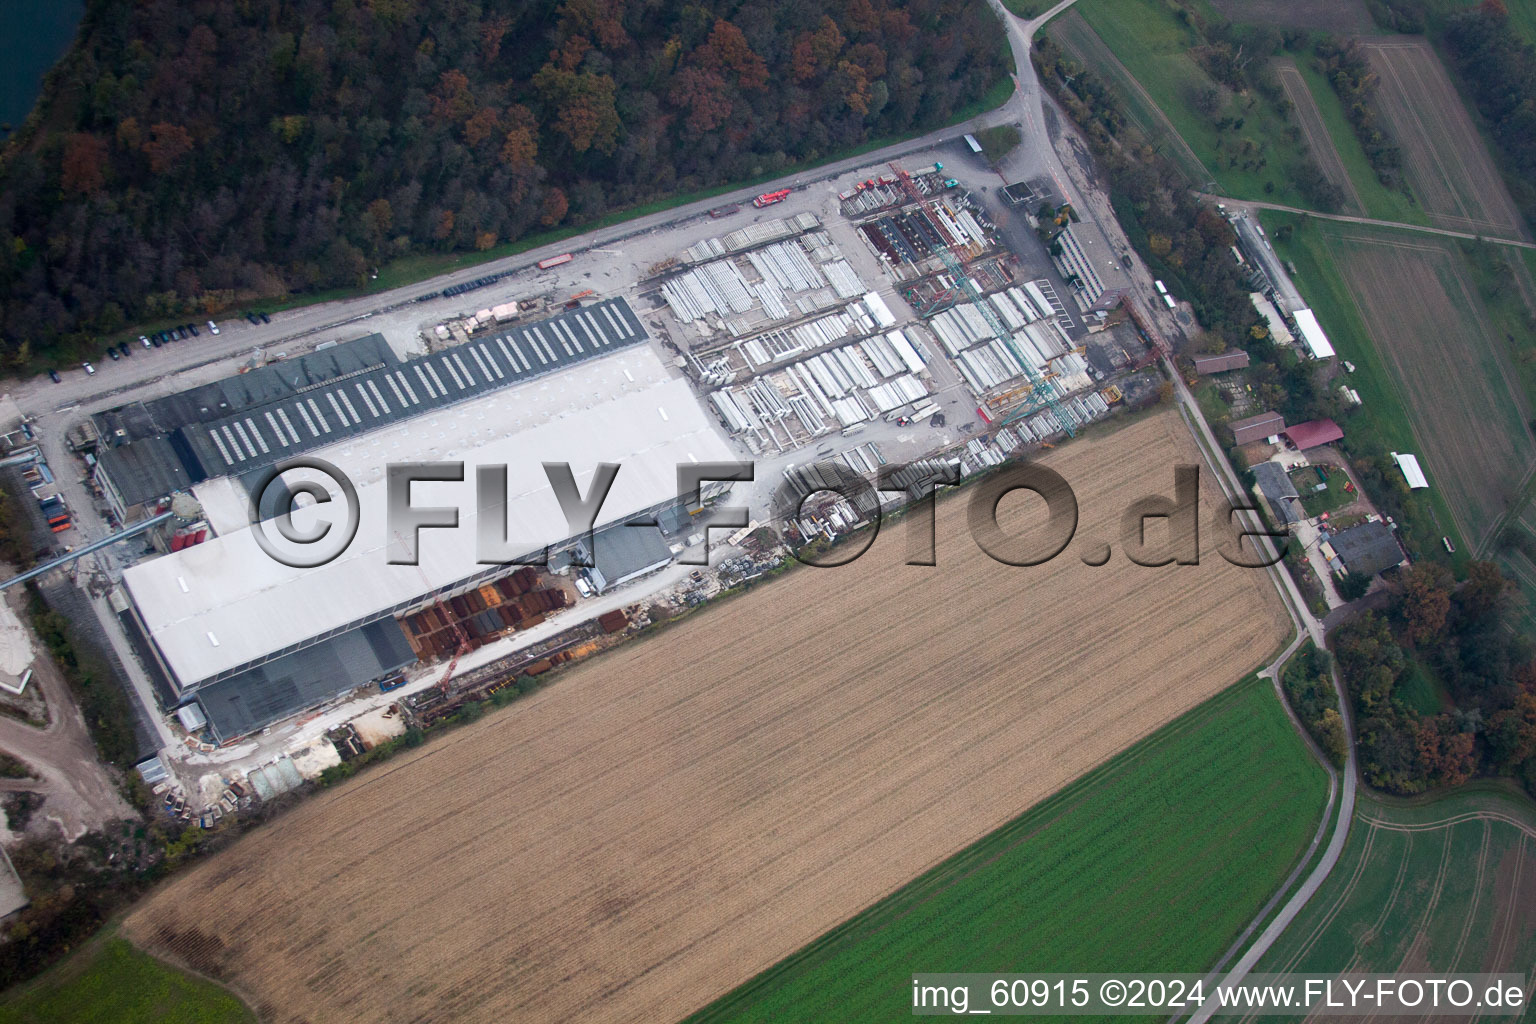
(246, 312, 261, 325)
(82, 361, 95, 375)
(140, 334, 151, 349)
(259, 312, 270, 324)
(47, 369, 60, 383)
(208, 320, 220, 335)
(107, 348, 120, 361)
(186, 323, 199, 337)
(170, 328, 182, 341)
(150, 334, 162, 347)
(119, 343, 132, 357)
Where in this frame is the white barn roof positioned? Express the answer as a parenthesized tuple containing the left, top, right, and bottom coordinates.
(1292, 308, 1335, 359)
(1391, 451, 1429, 489)
(125, 349, 736, 687)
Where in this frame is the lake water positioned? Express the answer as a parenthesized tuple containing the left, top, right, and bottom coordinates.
(0, 0, 84, 133)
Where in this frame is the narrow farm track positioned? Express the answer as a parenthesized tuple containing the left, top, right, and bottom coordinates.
(124, 412, 1288, 1024)
(1273, 59, 1364, 216)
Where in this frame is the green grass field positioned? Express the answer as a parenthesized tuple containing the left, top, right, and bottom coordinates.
(1256, 787, 1536, 998)
(1061, 0, 1318, 206)
(685, 675, 1329, 1023)
(0, 935, 254, 1024)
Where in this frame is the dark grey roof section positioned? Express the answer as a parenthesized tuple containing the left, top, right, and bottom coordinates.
(95, 334, 398, 443)
(95, 435, 195, 509)
(91, 298, 648, 510)
(574, 519, 673, 592)
(1253, 462, 1301, 527)
(182, 298, 646, 477)
(194, 618, 415, 743)
(1330, 520, 1405, 578)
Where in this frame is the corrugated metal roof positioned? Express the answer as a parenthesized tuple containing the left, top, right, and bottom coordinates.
(1192, 351, 1250, 374)
(1284, 419, 1344, 451)
(1231, 411, 1285, 445)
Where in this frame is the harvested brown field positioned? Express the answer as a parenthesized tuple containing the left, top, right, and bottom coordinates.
(1327, 226, 1536, 550)
(1365, 39, 1528, 240)
(124, 410, 1288, 1024)
(1273, 58, 1364, 216)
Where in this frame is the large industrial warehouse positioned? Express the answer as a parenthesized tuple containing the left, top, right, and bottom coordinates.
(110, 298, 740, 741)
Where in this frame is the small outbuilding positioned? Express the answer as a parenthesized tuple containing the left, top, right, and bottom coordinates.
(1391, 451, 1429, 489)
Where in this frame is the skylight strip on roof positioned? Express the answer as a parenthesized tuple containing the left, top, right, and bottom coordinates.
(366, 379, 389, 414)
(307, 398, 331, 433)
(276, 409, 302, 445)
(244, 418, 271, 455)
(264, 411, 289, 447)
(295, 403, 319, 437)
(208, 430, 235, 466)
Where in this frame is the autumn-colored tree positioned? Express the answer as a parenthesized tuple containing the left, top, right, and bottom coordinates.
(480, 15, 511, 63)
(697, 20, 767, 91)
(430, 70, 475, 124)
(540, 187, 569, 226)
(433, 209, 455, 240)
(532, 67, 620, 153)
(464, 107, 502, 148)
(60, 134, 109, 195)
(1414, 714, 1476, 787)
(141, 123, 194, 174)
(1397, 562, 1453, 645)
(669, 67, 733, 133)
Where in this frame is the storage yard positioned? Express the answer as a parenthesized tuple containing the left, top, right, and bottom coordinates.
(124, 410, 1289, 1024)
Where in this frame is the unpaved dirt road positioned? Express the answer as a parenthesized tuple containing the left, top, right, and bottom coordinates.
(125, 410, 1288, 1024)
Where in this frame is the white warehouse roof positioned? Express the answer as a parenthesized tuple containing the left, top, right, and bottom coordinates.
(126, 349, 736, 687)
(1392, 451, 1429, 489)
(1292, 308, 1335, 359)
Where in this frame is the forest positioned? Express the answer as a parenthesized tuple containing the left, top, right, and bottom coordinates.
(0, 0, 1008, 364)
(1335, 562, 1536, 796)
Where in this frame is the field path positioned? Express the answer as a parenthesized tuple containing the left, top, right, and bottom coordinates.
(1273, 59, 1364, 216)
(124, 411, 1287, 1024)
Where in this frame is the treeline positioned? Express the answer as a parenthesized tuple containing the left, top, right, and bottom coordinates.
(1334, 561, 1536, 795)
(0, 0, 1006, 364)
(1312, 37, 1403, 190)
(1440, 1, 1536, 230)
(1281, 644, 1348, 768)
